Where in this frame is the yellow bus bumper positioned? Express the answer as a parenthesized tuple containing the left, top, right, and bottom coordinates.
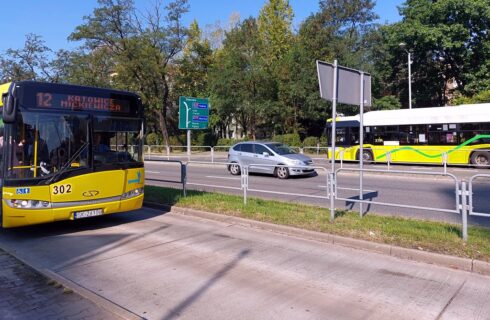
(2, 194, 144, 228)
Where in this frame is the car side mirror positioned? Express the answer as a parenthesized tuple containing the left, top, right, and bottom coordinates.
(262, 152, 269, 157)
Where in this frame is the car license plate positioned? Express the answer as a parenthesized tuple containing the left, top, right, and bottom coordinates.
(74, 209, 103, 219)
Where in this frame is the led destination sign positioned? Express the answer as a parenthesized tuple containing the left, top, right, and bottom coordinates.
(36, 92, 130, 113)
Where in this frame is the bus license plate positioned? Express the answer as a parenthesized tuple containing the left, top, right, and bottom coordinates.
(74, 209, 103, 219)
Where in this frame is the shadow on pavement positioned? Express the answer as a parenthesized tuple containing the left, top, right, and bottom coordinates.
(162, 249, 251, 320)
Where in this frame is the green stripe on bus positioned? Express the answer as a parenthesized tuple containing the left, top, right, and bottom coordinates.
(375, 134, 490, 160)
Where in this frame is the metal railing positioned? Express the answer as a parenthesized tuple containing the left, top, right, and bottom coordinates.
(468, 174, 490, 218)
(334, 167, 460, 214)
(145, 158, 490, 240)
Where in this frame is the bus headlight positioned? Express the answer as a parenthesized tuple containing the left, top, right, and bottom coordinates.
(7, 199, 52, 209)
(121, 188, 144, 199)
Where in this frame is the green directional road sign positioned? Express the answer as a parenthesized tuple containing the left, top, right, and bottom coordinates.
(179, 96, 209, 129)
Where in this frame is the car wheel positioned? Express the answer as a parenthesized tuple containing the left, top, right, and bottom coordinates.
(229, 162, 241, 175)
(275, 166, 290, 179)
(470, 151, 490, 167)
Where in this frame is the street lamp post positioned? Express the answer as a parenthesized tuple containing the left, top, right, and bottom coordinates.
(399, 42, 412, 109)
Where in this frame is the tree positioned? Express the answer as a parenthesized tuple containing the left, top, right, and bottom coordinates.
(69, 0, 189, 146)
(273, 0, 379, 137)
(378, 0, 490, 107)
(209, 18, 275, 139)
(257, 0, 294, 67)
(0, 34, 65, 82)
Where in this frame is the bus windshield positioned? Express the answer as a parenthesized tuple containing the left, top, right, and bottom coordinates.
(5, 112, 142, 181)
(6, 112, 89, 180)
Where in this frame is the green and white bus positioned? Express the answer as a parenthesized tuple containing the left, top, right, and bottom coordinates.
(326, 103, 490, 166)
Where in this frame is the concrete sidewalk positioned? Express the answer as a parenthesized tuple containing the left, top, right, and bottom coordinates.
(0, 249, 124, 320)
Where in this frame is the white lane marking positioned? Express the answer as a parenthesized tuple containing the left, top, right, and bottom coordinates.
(205, 175, 241, 180)
(453, 169, 478, 173)
(317, 185, 377, 193)
(146, 171, 161, 174)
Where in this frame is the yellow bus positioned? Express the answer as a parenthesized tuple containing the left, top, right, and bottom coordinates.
(326, 103, 490, 167)
(0, 81, 144, 228)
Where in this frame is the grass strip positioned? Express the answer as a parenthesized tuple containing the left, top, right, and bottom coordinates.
(145, 185, 490, 262)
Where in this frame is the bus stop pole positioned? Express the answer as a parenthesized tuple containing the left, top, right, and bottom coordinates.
(330, 60, 338, 222)
(359, 72, 364, 218)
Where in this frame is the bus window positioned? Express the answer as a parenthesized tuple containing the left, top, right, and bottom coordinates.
(335, 128, 348, 145)
(94, 117, 142, 165)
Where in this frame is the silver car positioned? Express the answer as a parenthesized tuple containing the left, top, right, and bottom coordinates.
(227, 141, 315, 179)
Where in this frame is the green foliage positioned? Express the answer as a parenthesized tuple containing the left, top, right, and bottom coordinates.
(194, 131, 217, 146)
(453, 90, 490, 105)
(257, 0, 294, 67)
(69, 0, 190, 146)
(145, 132, 162, 145)
(273, 133, 301, 146)
(3, 0, 488, 143)
(378, 0, 490, 106)
(216, 138, 248, 146)
(372, 95, 402, 110)
(168, 135, 185, 146)
(302, 136, 319, 147)
(0, 34, 66, 82)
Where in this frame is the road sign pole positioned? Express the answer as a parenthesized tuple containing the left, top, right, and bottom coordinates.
(330, 60, 338, 223)
(187, 130, 191, 159)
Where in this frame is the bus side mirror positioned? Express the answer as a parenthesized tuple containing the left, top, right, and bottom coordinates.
(3, 83, 17, 123)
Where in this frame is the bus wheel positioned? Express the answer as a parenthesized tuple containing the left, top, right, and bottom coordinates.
(357, 149, 373, 162)
(470, 151, 490, 167)
(228, 162, 241, 175)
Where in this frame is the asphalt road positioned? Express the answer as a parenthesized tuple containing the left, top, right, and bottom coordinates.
(144, 158, 490, 227)
(1, 207, 490, 319)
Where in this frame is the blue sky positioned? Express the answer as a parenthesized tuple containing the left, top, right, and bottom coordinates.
(0, 0, 403, 53)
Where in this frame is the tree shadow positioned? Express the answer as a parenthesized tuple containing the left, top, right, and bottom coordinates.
(161, 249, 251, 320)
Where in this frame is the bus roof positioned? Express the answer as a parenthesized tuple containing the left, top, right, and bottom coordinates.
(332, 103, 490, 126)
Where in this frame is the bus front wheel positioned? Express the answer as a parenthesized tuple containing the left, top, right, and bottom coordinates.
(470, 151, 490, 167)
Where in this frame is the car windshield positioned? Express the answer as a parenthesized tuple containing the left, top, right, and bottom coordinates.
(265, 143, 296, 155)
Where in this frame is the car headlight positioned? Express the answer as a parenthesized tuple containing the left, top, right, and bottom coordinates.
(6, 199, 51, 209)
(290, 160, 304, 165)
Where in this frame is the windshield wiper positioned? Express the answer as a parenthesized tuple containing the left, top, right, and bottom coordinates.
(46, 142, 88, 185)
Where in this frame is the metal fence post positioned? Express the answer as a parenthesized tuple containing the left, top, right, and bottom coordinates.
(181, 163, 187, 197)
(166, 146, 170, 160)
(148, 145, 151, 160)
(317, 143, 320, 155)
(241, 166, 248, 205)
(387, 151, 391, 171)
(211, 147, 214, 163)
(329, 172, 336, 222)
(340, 149, 344, 168)
(442, 152, 448, 174)
(300, 147, 304, 154)
(461, 180, 468, 241)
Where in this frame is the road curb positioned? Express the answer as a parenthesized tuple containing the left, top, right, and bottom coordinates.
(144, 202, 490, 277)
(0, 247, 143, 320)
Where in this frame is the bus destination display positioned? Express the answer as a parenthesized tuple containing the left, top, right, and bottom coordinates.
(36, 92, 130, 113)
